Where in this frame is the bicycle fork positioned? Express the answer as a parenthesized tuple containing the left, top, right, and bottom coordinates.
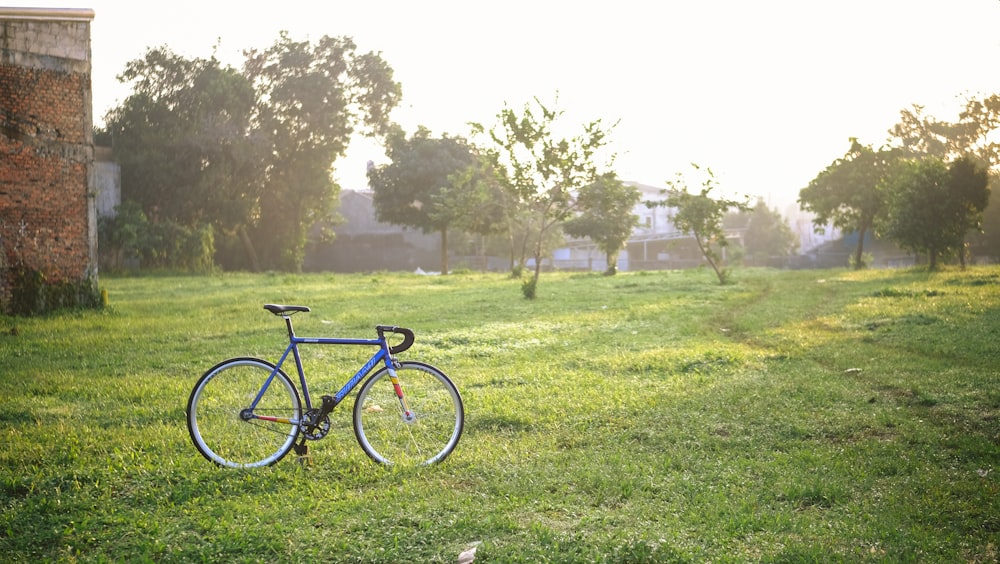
(387, 364, 416, 423)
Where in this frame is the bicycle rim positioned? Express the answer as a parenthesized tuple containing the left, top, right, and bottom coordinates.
(353, 361, 464, 466)
(187, 358, 301, 468)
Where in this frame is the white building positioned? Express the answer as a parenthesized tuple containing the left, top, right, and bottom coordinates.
(554, 182, 702, 272)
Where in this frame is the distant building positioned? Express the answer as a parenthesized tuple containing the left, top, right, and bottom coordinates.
(303, 190, 440, 272)
(554, 182, 746, 272)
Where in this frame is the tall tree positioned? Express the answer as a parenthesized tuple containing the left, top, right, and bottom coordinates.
(798, 139, 896, 269)
(889, 97, 999, 263)
(244, 32, 400, 271)
(104, 34, 400, 272)
(968, 183, 1000, 262)
(473, 96, 616, 297)
(883, 157, 990, 270)
(562, 174, 640, 275)
(367, 127, 477, 274)
(957, 94, 1000, 169)
(945, 156, 992, 267)
(650, 164, 748, 284)
(891, 98, 1000, 169)
(106, 47, 262, 231)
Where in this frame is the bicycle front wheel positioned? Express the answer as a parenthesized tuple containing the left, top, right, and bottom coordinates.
(353, 361, 464, 466)
(187, 357, 301, 468)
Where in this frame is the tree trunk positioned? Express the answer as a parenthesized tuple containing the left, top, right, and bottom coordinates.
(604, 252, 617, 275)
(853, 226, 868, 270)
(518, 232, 531, 274)
(532, 233, 543, 282)
(695, 234, 725, 284)
(929, 248, 938, 271)
(505, 232, 515, 273)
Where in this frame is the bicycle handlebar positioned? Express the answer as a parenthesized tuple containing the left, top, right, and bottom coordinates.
(377, 325, 415, 354)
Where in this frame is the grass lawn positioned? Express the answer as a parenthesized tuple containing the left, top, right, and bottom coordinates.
(1, 266, 998, 562)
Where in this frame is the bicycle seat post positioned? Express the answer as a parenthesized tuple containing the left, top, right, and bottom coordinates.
(282, 315, 296, 341)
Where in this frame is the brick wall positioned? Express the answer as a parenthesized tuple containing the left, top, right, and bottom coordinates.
(0, 8, 96, 307)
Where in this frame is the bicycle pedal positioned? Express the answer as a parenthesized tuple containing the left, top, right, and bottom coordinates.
(293, 443, 309, 456)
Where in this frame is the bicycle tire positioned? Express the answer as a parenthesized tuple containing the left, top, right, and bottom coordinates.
(353, 361, 464, 466)
(187, 357, 301, 468)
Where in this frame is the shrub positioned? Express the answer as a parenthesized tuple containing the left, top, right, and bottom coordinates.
(521, 276, 537, 299)
(6, 264, 102, 316)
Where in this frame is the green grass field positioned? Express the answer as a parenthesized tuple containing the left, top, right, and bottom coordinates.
(1, 267, 998, 562)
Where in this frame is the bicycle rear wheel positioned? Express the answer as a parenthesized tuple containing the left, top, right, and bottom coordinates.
(187, 357, 301, 468)
(353, 361, 464, 466)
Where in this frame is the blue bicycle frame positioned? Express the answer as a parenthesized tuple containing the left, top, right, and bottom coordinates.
(248, 313, 414, 425)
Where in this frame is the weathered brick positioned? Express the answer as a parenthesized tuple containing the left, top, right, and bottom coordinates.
(0, 8, 96, 306)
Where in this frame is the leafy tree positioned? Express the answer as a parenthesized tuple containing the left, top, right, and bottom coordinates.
(245, 33, 400, 271)
(651, 165, 748, 284)
(562, 174, 640, 275)
(945, 157, 992, 267)
(883, 157, 990, 270)
(105, 36, 399, 272)
(957, 94, 1000, 168)
(473, 96, 616, 297)
(889, 97, 1000, 262)
(798, 139, 897, 269)
(969, 180, 1000, 262)
(891, 98, 1000, 169)
(890, 104, 965, 159)
(738, 198, 798, 262)
(367, 127, 477, 274)
(431, 154, 510, 267)
(102, 48, 257, 271)
(105, 47, 262, 233)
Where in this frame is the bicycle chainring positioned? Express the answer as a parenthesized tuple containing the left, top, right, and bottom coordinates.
(299, 409, 331, 440)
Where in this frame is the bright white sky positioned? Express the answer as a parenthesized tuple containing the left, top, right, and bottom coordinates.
(16, 0, 1000, 210)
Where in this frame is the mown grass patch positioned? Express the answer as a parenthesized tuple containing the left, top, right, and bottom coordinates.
(1, 266, 997, 562)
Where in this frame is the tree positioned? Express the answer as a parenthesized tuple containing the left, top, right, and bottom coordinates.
(562, 174, 640, 275)
(889, 97, 999, 263)
(798, 139, 896, 269)
(944, 156, 991, 267)
(969, 181, 1000, 262)
(431, 154, 510, 267)
(739, 198, 799, 262)
(104, 35, 400, 272)
(473, 96, 616, 297)
(883, 157, 990, 270)
(650, 165, 748, 284)
(105, 47, 263, 232)
(957, 94, 1000, 169)
(367, 127, 477, 274)
(245, 33, 400, 271)
(891, 98, 1000, 169)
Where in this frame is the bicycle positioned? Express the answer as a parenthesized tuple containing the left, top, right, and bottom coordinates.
(186, 304, 464, 469)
